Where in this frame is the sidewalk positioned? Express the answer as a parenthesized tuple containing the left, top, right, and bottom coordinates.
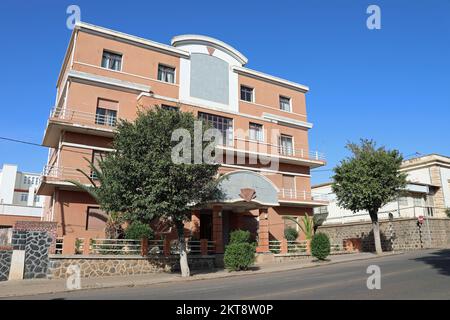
(0, 252, 401, 298)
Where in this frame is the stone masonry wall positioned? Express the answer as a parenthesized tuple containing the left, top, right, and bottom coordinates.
(0, 248, 13, 281)
(47, 255, 216, 279)
(317, 218, 450, 252)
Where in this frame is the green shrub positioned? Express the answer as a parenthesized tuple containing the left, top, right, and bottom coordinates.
(284, 227, 298, 242)
(229, 230, 251, 244)
(224, 242, 256, 271)
(311, 233, 330, 261)
(125, 221, 154, 240)
(446, 208, 450, 219)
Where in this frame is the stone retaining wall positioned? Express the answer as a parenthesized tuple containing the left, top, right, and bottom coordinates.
(47, 255, 216, 279)
(317, 218, 450, 252)
(0, 249, 12, 281)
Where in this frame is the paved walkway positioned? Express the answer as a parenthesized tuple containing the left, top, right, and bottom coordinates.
(0, 252, 400, 298)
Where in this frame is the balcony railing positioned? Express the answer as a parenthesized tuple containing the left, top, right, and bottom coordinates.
(220, 138, 326, 163)
(278, 189, 329, 202)
(50, 107, 117, 128)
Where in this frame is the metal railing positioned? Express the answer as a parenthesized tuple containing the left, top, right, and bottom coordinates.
(220, 138, 326, 163)
(50, 107, 117, 128)
(278, 189, 329, 202)
(269, 240, 308, 254)
(88, 239, 142, 255)
(54, 237, 64, 254)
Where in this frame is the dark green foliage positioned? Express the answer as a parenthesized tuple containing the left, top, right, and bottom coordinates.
(224, 243, 256, 271)
(125, 221, 154, 240)
(332, 139, 407, 214)
(94, 106, 221, 225)
(446, 208, 450, 219)
(229, 230, 251, 244)
(311, 233, 331, 261)
(284, 227, 298, 241)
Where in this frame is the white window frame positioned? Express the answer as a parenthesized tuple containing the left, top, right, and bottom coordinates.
(101, 50, 123, 72)
(279, 95, 292, 112)
(157, 64, 176, 84)
(240, 85, 254, 103)
(248, 122, 264, 142)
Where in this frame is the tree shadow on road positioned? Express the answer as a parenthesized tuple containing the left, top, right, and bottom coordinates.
(412, 249, 450, 277)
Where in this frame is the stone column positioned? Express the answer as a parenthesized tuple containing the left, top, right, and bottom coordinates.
(256, 208, 270, 253)
(212, 206, 224, 254)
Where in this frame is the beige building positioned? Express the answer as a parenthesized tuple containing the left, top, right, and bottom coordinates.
(313, 154, 450, 225)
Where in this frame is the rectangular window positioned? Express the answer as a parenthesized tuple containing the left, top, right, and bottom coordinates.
(249, 123, 263, 142)
(86, 207, 108, 231)
(34, 195, 40, 203)
(398, 197, 408, 206)
(240, 85, 254, 102)
(20, 193, 28, 202)
(282, 175, 296, 198)
(161, 104, 179, 112)
(413, 197, 423, 207)
(101, 50, 122, 71)
(279, 135, 294, 156)
(279, 96, 291, 112)
(198, 112, 233, 146)
(91, 151, 107, 179)
(95, 98, 118, 127)
(23, 176, 27, 184)
(158, 64, 175, 83)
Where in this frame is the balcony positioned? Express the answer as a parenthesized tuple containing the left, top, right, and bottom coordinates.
(278, 189, 329, 207)
(43, 107, 116, 148)
(0, 204, 43, 218)
(37, 165, 94, 196)
(217, 138, 326, 168)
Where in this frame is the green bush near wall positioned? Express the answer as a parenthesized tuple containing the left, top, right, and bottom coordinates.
(311, 233, 331, 261)
(284, 227, 299, 242)
(224, 230, 256, 271)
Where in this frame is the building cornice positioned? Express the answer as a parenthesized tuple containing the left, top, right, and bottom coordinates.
(68, 70, 151, 92)
(233, 66, 309, 93)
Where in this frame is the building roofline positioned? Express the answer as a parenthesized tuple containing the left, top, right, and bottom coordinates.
(171, 34, 248, 65)
(233, 66, 309, 93)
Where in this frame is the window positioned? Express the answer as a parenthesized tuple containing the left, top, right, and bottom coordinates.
(413, 197, 423, 207)
(398, 197, 408, 206)
(101, 50, 122, 71)
(249, 123, 263, 142)
(279, 135, 294, 156)
(158, 64, 175, 83)
(161, 104, 179, 112)
(198, 112, 233, 146)
(23, 176, 28, 184)
(91, 151, 108, 179)
(240, 85, 254, 102)
(279, 96, 291, 112)
(86, 207, 108, 231)
(20, 193, 28, 202)
(95, 98, 118, 126)
(282, 175, 296, 198)
(34, 195, 40, 203)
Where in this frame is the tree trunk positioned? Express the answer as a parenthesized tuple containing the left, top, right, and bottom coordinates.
(369, 210, 383, 254)
(176, 221, 190, 277)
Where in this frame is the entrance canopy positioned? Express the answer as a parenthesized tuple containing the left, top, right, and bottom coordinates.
(216, 171, 279, 210)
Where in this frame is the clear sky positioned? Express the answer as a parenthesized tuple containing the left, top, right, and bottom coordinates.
(0, 0, 449, 184)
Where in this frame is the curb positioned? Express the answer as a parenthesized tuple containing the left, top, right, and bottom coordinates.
(0, 251, 404, 298)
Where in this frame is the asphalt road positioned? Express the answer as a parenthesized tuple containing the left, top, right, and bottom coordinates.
(15, 249, 450, 300)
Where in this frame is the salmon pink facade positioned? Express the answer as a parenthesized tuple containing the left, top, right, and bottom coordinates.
(37, 22, 326, 254)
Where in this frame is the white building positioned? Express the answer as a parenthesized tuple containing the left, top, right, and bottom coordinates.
(0, 164, 44, 244)
(312, 154, 450, 225)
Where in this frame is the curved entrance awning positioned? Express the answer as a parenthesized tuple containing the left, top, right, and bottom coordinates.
(216, 170, 279, 210)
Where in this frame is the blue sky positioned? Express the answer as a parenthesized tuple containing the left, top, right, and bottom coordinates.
(0, 0, 449, 184)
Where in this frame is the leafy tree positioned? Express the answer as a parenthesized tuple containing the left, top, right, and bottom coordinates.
(125, 221, 154, 240)
(332, 139, 407, 254)
(92, 107, 220, 277)
(283, 213, 314, 240)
